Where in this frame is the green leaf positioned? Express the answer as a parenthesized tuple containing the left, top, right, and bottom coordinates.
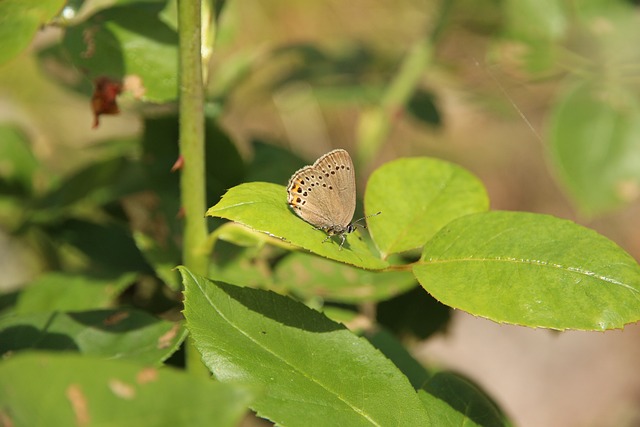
(141, 116, 245, 220)
(0, 125, 39, 195)
(208, 241, 271, 289)
(133, 231, 181, 292)
(245, 141, 307, 184)
(500, 0, 567, 73)
(0, 0, 66, 65)
(269, 42, 391, 103)
(15, 272, 134, 314)
(368, 333, 509, 426)
(419, 372, 510, 427)
(180, 267, 432, 426)
(207, 182, 387, 270)
(33, 157, 145, 214)
(548, 80, 640, 216)
(0, 352, 252, 427)
(366, 329, 431, 390)
(274, 252, 415, 303)
(43, 219, 152, 276)
(414, 211, 640, 330)
(504, 0, 567, 42)
(0, 309, 186, 365)
(365, 157, 489, 257)
(376, 286, 451, 340)
(62, 3, 178, 102)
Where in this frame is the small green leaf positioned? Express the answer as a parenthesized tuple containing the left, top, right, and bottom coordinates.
(376, 286, 451, 340)
(419, 372, 510, 427)
(180, 267, 432, 426)
(0, 309, 186, 365)
(133, 231, 181, 292)
(207, 182, 387, 270)
(365, 157, 489, 257)
(0, 0, 66, 65)
(62, 3, 178, 102)
(0, 126, 39, 195)
(504, 0, 567, 42)
(245, 141, 307, 184)
(141, 116, 245, 219)
(406, 89, 442, 128)
(15, 272, 134, 314)
(274, 252, 415, 303)
(0, 352, 252, 427)
(208, 241, 271, 289)
(548, 80, 640, 216)
(414, 211, 640, 330)
(43, 219, 152, 276)
(33, 157, 145, 214)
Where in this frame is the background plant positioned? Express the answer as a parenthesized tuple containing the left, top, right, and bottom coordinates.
(1, 0, 640, 426)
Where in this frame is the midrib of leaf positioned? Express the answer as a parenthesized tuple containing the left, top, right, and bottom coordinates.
(422, 257, 640, 297)
(187, 271, 383, 426)
(211, 199, 265, 212)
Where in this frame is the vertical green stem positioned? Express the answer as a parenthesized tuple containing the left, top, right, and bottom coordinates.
(178, 0, 208, 276)
(177, 0, 208, 374)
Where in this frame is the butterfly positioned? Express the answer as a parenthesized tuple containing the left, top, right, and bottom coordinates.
(287, 149, 379, 248)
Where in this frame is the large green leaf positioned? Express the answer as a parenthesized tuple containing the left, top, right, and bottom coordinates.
(0, 309, 186, 365)
(0, 352, 252, 427)
(548, 80, 640, 216)
(365, 157, 489, 257)
(180, 267, 432, 426)
(414, 211, 640, 330)
(207, 182, 387, 270)
(274, 251, 415, 303)
(0, 0, 66, 65)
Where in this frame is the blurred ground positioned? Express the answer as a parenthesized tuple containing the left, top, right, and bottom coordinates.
(419, 313, 640, 427)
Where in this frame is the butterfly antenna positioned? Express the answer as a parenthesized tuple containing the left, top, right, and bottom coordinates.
(353, 211, 381, 229)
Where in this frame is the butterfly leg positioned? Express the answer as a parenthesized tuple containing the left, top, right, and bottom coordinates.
(338, 234, 346, 250)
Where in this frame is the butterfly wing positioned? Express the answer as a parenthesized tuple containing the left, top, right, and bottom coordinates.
(287, 149, 356, 230)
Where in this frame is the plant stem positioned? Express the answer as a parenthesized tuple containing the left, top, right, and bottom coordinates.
(177, 0, 209, 375)
(356, 0, 453, 166)
(178, 0, 208, 276)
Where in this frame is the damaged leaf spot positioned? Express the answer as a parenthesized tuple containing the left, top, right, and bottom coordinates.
(108, 378, 136, 400)
(103, 310, 129, 326)
(123, 74, 146, 99)
(66, 383, 90, 427)
(136, 367, 158, 385)
(157, 323, 180, 349)
(81, 26, 98, 59)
